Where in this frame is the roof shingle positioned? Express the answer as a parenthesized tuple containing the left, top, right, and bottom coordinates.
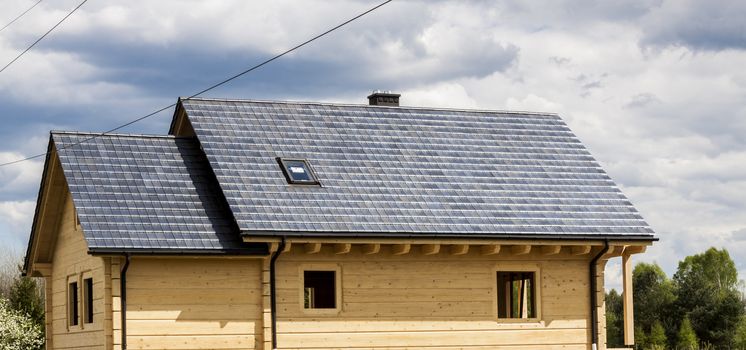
(179, 98, 654, 239)
(53, 132, 261, 253)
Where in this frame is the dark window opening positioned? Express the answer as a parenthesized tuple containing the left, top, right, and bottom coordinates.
(84, 278, 93, 323)
(69, 281, 79, 326)
(278, 158, 319, 185)
(497, 271, 536, 319)
(304, 270, 336, 309)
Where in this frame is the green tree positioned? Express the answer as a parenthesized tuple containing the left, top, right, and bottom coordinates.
(635, 325, 648, 350)
(8, 274, 45, 335)
(649, 320, 668, 349)
(633, 263, 676, 341)
(606, 289, 624, 347)
(673, 248, 745, 348)
(676, 316, 698, 350)
(734, 316, 746, 349)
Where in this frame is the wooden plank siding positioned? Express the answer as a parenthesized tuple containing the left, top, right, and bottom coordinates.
(274, 244, 604, 350)
(50, 193, 109, 350)
(124, 258, 263, 350)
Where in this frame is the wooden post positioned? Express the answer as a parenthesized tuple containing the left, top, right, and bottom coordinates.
(261, 257, 273, 350)
(623, 252, 635, 346)
(111, 258, 122, 350)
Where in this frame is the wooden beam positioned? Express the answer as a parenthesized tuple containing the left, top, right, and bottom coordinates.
(571, 245, 592, 255)
(541, 245, 561, 256)
(480, 244, 501, 255)
(623, 253, 635, 345)
(450, 244, 469, 255)
(333, 243, 351, 255)
(602, 245, 625, 259)
(623, 245, 647, 255)
(392, 244, 411, 255)
(510, 245, 531, 255)
(421, 244, 440, 255)
(305, 243, 321, 254)
(362, 243, 380, 255)
(282, 242, 292, 253)
(31, 263, 52, 277)
(269, 242, 279, 253)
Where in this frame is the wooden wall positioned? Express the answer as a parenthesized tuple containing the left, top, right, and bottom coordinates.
(49, 193, 109, 350)
(275, 245, 599, 350)
(125, 258, 263, 350)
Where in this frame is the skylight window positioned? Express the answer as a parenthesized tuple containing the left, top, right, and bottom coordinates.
(278, 158, 320, 185)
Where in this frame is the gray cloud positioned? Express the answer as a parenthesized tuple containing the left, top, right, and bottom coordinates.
(733, 228, 746, 242)
(624, 93, 660, 109)
(640, 0, 746, 51)
(0, 0, 745, 282)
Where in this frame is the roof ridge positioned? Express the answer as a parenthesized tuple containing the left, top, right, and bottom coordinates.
(180, 97, 561, 118)
(51, 130, 177, 139)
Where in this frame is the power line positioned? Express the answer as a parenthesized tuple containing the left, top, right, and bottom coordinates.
(0, 0, 87, 74)
(0, 0, 43, 33)
(0, 0, 393, 168)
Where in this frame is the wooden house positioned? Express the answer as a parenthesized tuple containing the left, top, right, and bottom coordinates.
(23, 92, 655, 350)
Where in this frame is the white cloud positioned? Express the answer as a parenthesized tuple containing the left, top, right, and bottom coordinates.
(0, 0, 745, 283)
(0, 200, 36, 248)
(0, 152, 43, 199)
(403, 82, 478, 108)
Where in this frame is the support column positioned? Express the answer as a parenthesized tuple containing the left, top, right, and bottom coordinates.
(623, 253, 635, 346)
(596, 260, 607, 350)
(44, 275, 53, 350)
(111, 258, 122, 350)
(261, 256, 273, 350)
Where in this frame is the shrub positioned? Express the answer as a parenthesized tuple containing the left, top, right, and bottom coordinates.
(0, 297, 44, 350)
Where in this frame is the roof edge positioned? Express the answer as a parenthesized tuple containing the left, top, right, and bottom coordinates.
(179, 96, 561, 118)
(240, 230, 657, 242)
(88, 245, 270, 256)
(50, 130, 176, 139)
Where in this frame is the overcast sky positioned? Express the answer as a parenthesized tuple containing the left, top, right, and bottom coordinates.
(1, 0, 744, 290)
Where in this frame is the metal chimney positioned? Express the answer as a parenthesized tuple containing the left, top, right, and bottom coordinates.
(367, 90, 400, 106)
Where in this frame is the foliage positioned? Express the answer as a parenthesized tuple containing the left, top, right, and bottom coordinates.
(0, 298, 45, 350)
(607, 247, 745, 350)
(673, 248, 745, 348)
(8, 274, 45, 333)
(676, 317, 698, 350)
(606, 289, 624, 347)
(648, 320, 668, 349)
(633, 263, 676, 333)
(734, 317, 746, 349)
(0, 253, 45, 350)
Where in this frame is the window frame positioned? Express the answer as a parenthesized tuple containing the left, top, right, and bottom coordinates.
(299, 264, 342, 315)
(277, 158, 321, 185)
(67, 275, 81, 330)
(82, 272, 94, 324)
(493, 263, 542, 323)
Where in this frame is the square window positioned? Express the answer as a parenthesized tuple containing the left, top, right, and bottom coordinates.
(304, 271, 336, 309)
(497, 271, 537, 319)
(277, 158, 320, 185)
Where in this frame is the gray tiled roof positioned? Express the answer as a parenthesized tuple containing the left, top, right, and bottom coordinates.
(53, 132, 261, 253)
(180, 98, 654, 239)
